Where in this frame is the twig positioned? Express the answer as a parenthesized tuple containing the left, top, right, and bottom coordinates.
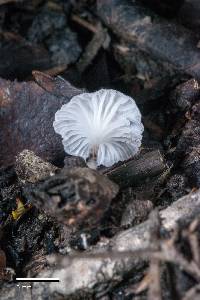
(147, 210, 162, 300)
(42, 64, 68, 77)
(71, 14, 98, 33)
(186, 219, 200, 266)
(76, 22, 109, 73)
(148, 260, 162, 300)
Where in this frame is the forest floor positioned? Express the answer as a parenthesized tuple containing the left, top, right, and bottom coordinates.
(1, 0, 200, 299)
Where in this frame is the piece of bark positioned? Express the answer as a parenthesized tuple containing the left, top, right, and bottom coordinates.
(121, 199, 153, 228)
(105, 150, 168, 188)
(32, 71, 85, 98)
(27, 3, 80, 67)
(27, 4, 66, 44)
(97, 0, 200, 79)
(24, 167, 119, 228)
(170, 79, 200, 111)
(113, 189, 200, 252)
(0, 72, 83, 167)
(176, 101, 200, 187)
(15, 150, 58, 183)
(46, 28, 81, 66)
(64, 155, 87, 169)
(24, 189, 200, 298)
(0, 249, 6, 271)
(166, 174, 188, 200)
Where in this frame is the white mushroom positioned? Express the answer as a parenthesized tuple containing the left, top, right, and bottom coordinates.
(53, 89, 144, 168)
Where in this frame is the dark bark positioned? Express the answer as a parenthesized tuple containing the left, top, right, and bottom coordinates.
(0, 73, 83, 167)
(105, 150, 168, 188)
(97, 0, 200, 79)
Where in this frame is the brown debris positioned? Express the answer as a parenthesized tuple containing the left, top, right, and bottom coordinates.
(1, 1, 200, 298)
(112, 189, 200, 252)
(19, 189, 200, 298)
(32, 70, 84, 97)
(0, 72, 83, 167)
(121, 198, 153, 228)
(0, 249, 6, 275)
(15, 150, 58, 183)
(170, 78, 200, 111)
(176, 100, 200, 187)
(97, 0, 200, 78)
(24, 167, 119, 228)
(64, 155, 87, 169)
(105, 150, 168, 188)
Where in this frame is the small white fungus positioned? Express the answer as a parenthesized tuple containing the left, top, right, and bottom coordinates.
(53, 89, 144, 168)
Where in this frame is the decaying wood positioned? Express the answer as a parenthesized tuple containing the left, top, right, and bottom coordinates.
(24, 167, 119, 228)
(13, 189, 199, 299)
(15, 150, 58, 183)
(32, 71, 85, 98)
(0, 73, 83, 167)
(113, 189, 200, 252)
(97, 0, 200, 79)
(64, 155, 87, 169)
(170, 78, 200, 111)
(121, 198, 153, 227)
(176, 99, 200, 187)
(105, 150, 168, 188)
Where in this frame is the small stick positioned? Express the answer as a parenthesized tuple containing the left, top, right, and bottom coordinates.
(42, 65, 68, 77)
(71, 14, 98, 34)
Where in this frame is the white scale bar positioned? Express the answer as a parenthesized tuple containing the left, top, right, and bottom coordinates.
(16, 278, 60, 282)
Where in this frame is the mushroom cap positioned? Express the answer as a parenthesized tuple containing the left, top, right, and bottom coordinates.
(53, 89, 144, 167)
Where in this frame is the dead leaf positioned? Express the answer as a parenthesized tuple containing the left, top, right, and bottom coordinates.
(0, 72, 83, 167)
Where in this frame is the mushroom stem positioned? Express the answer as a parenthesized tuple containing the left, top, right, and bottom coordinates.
(87, 158, 98, 169)
(87, 145, 98, 169)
